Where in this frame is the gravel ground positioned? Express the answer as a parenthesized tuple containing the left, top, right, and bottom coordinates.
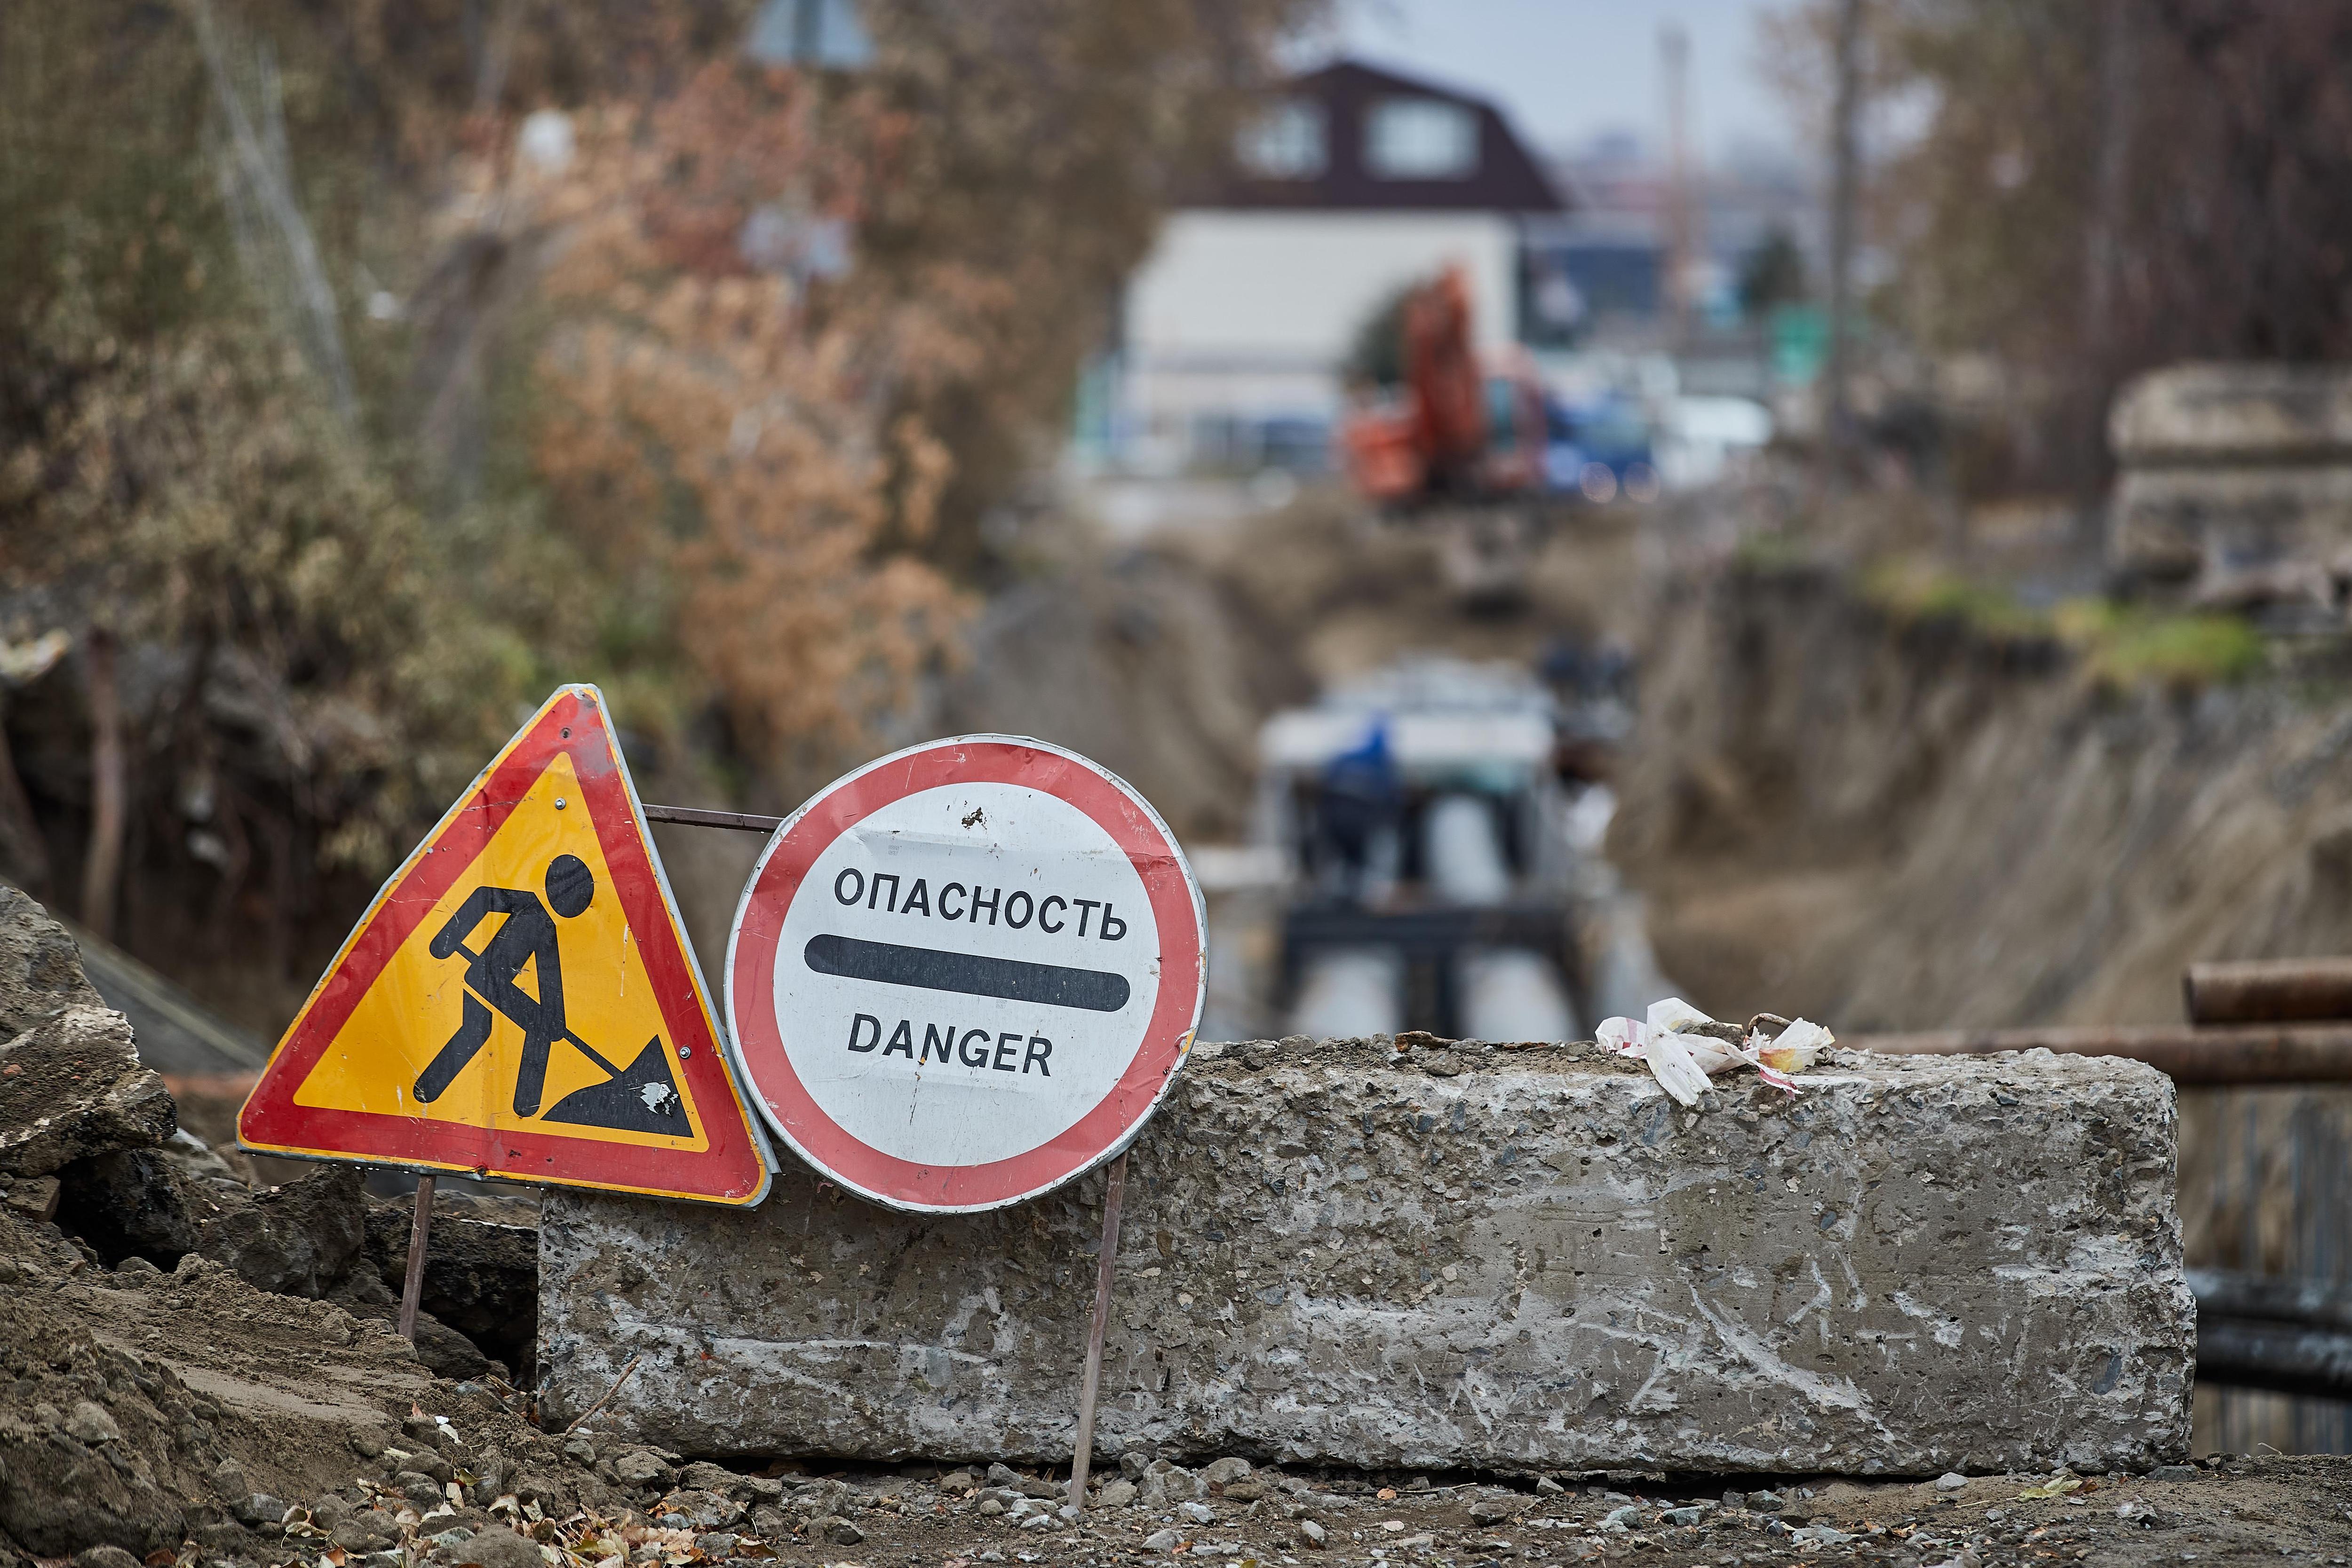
(12, 1194, 2345, 1568)
(604, 1455, 2350, 1568)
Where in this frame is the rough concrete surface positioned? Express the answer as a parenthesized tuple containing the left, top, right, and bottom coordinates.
(540, 1036, 2193, 1476)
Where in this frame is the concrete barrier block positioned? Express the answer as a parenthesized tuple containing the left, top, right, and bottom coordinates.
(539, 1038, 2192, 1476)
(2110, 361, 2352, 462)
(2112, 465, 2352, 576)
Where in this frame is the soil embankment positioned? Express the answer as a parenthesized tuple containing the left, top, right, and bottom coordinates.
(1613, 560, 2352, 1031)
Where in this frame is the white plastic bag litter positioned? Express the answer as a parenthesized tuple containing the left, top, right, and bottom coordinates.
(1597, 998, 1832, 1107)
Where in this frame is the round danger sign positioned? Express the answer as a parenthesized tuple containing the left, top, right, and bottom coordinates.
(726, 736, 1205, 1212)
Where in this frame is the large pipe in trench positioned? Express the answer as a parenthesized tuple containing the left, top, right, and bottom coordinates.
(2182, 957, 2352, 1026)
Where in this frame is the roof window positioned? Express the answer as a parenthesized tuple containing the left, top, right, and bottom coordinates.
(1366, 96, 1477, 180)
(1237, 98, 1328, 180)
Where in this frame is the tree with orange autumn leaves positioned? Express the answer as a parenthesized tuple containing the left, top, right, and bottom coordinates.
(519, 62, 970, 780)
(0, 0, 1312, 1006)
(432, 1, 1317, 790)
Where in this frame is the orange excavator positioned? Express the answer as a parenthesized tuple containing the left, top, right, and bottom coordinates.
(1340, 265, 1548, 507)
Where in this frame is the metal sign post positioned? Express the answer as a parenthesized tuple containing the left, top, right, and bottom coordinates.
(1066, 1151, 1128, 1508)
(396, 1173, 435, 1341)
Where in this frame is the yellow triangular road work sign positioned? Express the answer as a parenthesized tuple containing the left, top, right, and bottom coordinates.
(240, 686, 772, 1204)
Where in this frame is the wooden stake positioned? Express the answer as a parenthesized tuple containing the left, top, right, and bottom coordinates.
(397, 1173, 435, 1341)
(1066, 1152, 1127, 1511)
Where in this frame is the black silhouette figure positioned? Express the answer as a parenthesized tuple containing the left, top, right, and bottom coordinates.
(413, 854, 690, 1133)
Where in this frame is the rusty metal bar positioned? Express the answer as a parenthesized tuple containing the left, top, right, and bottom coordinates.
(562, 1352, 645, 1436)
(1067, 1152, 1128, 1511)
(1847, 1023, 2352, 1084)
(2183, 958, 2352, 1026)
(642, 804, 784, 834)
(397, 1173, 435, 1341)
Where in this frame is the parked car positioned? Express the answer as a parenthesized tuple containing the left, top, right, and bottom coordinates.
(1543, 394, 1659, 503)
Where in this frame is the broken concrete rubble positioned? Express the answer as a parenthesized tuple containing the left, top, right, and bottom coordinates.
(0, 887, 175, 1200)
(0, 883, 104, 1037)
(542, 1035, 2193, 1476)
(0, 884, 520, 1387)
(54, 1146, 204, 1264)
(197, 1165, 370, 1297)
(0, 1005, 175, 1178)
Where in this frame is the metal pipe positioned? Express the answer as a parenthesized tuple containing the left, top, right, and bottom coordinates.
(397, 1173, 435, 1341)
(2194, 1317, 2352, 1399)
(1847, 1023, 2352, 1084)
(2190, 1268, 2352, 1336)
(642, 804, 784, 833)
(1067, 1153, 1128, 1510)
(2183, 958, 2352, 1025)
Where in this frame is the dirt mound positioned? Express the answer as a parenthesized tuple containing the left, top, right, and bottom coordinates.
(0, 1192, 697, 1568)
(0, 879, 666, 1568)
(0, 1215, 421, 1558)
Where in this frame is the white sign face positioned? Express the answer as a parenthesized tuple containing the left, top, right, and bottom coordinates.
(726, 736, 1205, 1212)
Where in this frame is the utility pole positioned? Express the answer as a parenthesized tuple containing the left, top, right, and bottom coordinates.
(2079, 0, 2136, 556)
(1823, 0, 1865, 475)
(1661, 24, 1693, 349)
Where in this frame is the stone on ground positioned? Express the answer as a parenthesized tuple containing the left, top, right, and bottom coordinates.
(539, 1035, 2193, 1475)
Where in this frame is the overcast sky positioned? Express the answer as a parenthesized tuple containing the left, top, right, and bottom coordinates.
(1310, 0, 1804, 163)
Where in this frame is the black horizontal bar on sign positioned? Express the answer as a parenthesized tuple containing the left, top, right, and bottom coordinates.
(643, 803, 785, 833)
(804, 934, 1131, 1013)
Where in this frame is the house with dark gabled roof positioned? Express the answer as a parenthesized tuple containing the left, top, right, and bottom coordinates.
(1092, 58, 1566, 473)
(1213, 59, 1565, 215)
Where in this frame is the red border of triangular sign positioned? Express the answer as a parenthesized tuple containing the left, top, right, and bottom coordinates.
(238, 685, 772, 1204)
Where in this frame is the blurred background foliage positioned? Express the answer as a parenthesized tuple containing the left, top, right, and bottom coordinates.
(1767, 0, 2352, 500)
(0, 0, 1312, 1020)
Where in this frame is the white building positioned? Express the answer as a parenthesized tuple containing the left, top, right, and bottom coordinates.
(1095, 59, 1567, 475)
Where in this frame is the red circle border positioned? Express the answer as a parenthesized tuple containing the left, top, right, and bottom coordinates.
(726, 738, 1203, 1211)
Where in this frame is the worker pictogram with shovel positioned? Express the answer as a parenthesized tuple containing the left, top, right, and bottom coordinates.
(413, 853, 692, 1135)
